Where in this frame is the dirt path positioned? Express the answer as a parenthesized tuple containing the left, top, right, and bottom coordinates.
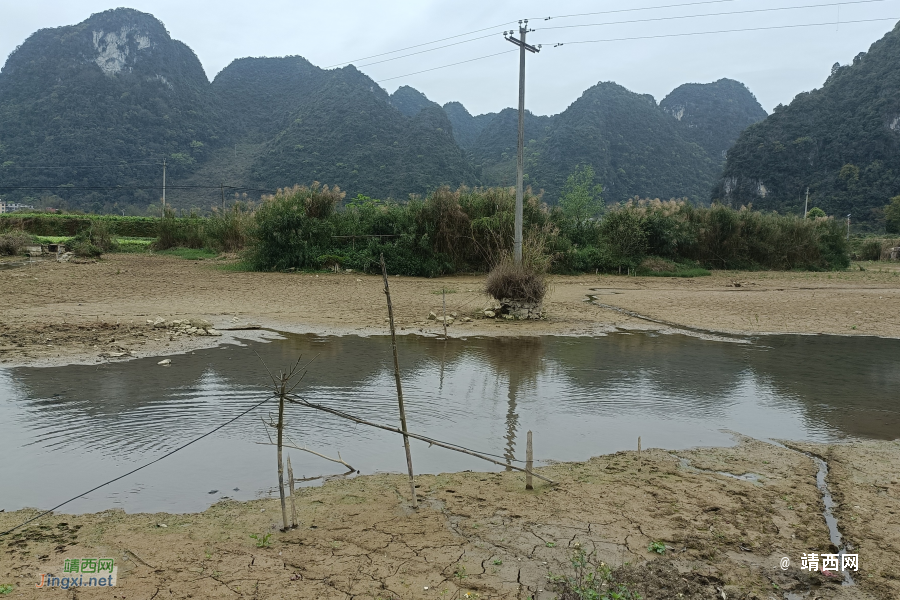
(2, 439, 896, 599)
(1, 254, 899, 366)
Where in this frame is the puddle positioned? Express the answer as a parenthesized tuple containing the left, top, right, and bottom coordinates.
(1, 332, 899, 513)
(677, 456, 762, 482)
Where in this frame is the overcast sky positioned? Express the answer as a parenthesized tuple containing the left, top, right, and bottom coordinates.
(2, 0, 898, 116)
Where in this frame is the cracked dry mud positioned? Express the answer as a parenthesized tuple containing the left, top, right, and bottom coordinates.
(2, 439, 898, 599)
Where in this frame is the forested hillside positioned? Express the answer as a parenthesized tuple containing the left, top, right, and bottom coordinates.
(0, 8, 223, 213)
(716, 22, 900, 220)
(660, 79, 767, 160)
(0, 7, 785, 213)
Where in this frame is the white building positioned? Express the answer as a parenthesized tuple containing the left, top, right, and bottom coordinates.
(0, 199, 35, 213)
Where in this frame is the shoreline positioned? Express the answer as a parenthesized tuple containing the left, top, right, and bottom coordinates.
(2, 253, 899, 368)
(2, 439, 897, 599)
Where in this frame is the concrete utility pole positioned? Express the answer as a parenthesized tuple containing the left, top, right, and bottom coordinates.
(804, 187, 809, 217)
(505, 22, 540, 265)
(847, 213, 851, 240)
(162, 158, 167, 215)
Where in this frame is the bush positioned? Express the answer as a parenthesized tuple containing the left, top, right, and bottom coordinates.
(153, 208, 204, 250)
(856, 238, 884, 261)
(0, 231, 32, 255)
(485, 255, 548, 303)
(204, 204, 252, 252)
(599, 208, 647, 271)
(70, 221, 118, 257)
(806, 207, 827, 219)
(885, 196, 900, 234)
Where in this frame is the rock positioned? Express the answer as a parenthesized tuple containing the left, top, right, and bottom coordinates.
(151, 317, 166, 328)
(428, 312, 437, 320)
(157, 359, 171, 366)
(483, 310, 496, 318)
(345, 269, 353, 273)
(189, 319, 212, 329)
(186, 327, 198, 334)
(106, 352, 126, 358)
(206, 328, 222, 336)
(503, 314, 515, 320)
(157, 523, 167, 528)
(462, 317, 472, 322)
(436, 316, 454, 324)
(450, 312, 458, 318)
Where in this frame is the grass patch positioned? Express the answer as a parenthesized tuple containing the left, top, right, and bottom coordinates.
(115, 237, 155, 253)
(637, 256, 711, 277)
(156, 248, 219, 260)
(34, 235, 70, 244)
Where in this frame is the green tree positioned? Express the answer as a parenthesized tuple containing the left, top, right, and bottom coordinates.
(559, 165, 604, 229)
(885, 196, 900, 234)
(806, 207, 826, 219)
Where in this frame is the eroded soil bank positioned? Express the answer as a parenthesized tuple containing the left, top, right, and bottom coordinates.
(2, 439, 898, 599)
(1, 254, 900, 366)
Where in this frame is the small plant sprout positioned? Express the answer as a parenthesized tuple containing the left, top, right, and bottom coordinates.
(648, 541, 666, 554)
(249, 532, 273, 548)
(454, 564, 467, 580)
(546, 542, 556, 547)
(0, 584, 14, 595)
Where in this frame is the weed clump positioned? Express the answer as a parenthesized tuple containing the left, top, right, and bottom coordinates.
(485, 255, 548, 304)
(70, 221, 118, 257)
(0, 231, 32, 255)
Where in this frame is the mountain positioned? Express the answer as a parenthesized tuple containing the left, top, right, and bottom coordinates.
(442, 101, 496, 150)
(0, 8, 774, 213)
(0, 8, 223, 213)
(715, 22, 900, 220)
(660, 78, 767, 160)
(240, 63, 476, 199)
(523, 82, 720, 204)
(389, 85, 440, 117)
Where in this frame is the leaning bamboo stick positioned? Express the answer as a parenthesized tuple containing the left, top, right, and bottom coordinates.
(286, 395, 556, 485)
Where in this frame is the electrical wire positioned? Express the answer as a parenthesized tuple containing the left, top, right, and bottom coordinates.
(0, 394, 278, 537)
(546, 17, 899, 47)
(356, 33, 497, 68)
(0, 185, 278, 193)
(534, 0, 736, 21)
(4, 163, 163, 169)
(326, 0, 740, 68)
(537, 0, 887, 33)
(375, 49, 517, 83)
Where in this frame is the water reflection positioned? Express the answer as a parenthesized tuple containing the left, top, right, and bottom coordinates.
(1, 332, 898, 513)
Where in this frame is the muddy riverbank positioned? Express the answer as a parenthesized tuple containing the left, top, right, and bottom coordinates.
(1, 439, 897, 599)
(1, 253, 900, 366)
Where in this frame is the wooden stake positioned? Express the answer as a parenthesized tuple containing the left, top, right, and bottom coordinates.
(277, 374, 289, 530)
(638, 436, 642, 472)
(380, 254, 418, 508)
(442, 288, 448, 339)
(287, 455, 297, 529)
(525, 430, 534, 490)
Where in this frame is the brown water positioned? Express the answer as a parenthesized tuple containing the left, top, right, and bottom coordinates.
(0, 332, 897, 513)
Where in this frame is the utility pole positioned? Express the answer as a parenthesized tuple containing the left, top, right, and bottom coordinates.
(847, 213, 851, 240)
(505, 22, 540, 265)
(221, 184, 225, 210)
(162, 158, 167, 216)
(804, 187, 809, 217)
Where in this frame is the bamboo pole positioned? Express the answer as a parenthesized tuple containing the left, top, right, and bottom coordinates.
(442, 288, 448, 338)
(525, 430, 534, 490)
(286, 395, 556, 485)
(276, 374, 289, 531)
(287, 455, 297, 529)
(380, 254, 418, 508)
(638, 436, 642, 472)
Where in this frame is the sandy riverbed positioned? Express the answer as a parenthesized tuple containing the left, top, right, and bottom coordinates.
(1, 253, 899, 366)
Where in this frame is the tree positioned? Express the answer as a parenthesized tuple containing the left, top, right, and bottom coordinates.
(885, 196, 900, 234)
(559, 165, 604, 230)
(806, 207, 826, 219)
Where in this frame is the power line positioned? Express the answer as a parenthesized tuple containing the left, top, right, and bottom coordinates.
(538, 0, 888, 33)
(0, 185, 278, 192)
(548, 17, 899, 47)
(375, 50, 517, 83)
(0, 394, 277, 537)
(324, 22, 514, 68)
(3, 163, 163, 169)
(534, 0, 736, 21)
(356, 33, 497, 68)
(325, 0, 740, 69)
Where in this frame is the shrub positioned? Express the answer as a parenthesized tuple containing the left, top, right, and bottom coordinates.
(204, 204, 252, 252)
(70, 221, 118, 257)
(0, 231, 32, 255)
(153, 207, 204, 250)
(484, 226, 553, 303)
(856, 238, 884, 261)
(806, 207, 827, 219)
(599, 207, 647, 270)
(885, 196, 900, 234)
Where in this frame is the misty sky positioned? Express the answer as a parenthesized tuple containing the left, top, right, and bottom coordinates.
(2, 0, 898, 116)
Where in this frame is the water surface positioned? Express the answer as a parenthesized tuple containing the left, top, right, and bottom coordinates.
(1, 332, 897, 513)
